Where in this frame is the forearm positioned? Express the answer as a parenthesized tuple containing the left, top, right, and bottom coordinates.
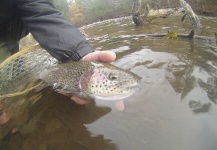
(16, 0, 94, 61)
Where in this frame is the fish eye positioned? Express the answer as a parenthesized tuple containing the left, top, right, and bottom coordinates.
(108, 73, 118, 80)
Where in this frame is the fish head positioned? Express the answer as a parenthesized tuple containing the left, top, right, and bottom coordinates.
(79, 67, 141, 101)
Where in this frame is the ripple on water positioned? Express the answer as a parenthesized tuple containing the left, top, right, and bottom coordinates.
(2, 16, 217, 150)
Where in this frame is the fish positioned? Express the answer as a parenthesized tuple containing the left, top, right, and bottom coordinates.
(40, 61, 141, 101)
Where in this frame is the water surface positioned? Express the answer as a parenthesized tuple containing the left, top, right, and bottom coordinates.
(1, 15, 217, 150)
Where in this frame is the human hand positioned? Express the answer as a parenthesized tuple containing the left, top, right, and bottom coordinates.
(58, 51, 116, 105)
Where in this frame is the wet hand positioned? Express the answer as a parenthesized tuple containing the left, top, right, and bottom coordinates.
(81, 50, 116, 63)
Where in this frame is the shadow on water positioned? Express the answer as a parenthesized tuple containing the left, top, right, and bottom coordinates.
(0, 88, 117, 150)
(1, 15, 217, 150)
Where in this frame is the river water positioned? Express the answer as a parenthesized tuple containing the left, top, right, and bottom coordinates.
(1, 15, 217, 150)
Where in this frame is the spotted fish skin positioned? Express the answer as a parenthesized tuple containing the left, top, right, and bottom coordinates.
(40, 61, 141, 101)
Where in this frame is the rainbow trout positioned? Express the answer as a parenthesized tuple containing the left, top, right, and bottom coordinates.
(0, 45, 140, 100)
(40, 61, 141, 101)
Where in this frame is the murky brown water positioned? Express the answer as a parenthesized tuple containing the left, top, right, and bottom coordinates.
(1, 15, 217, 150)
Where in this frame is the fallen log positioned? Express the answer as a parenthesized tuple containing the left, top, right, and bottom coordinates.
(89, 31, 216, 44)
(142, 5, 175, 23)
(132, 0, 201, 28)
(179, 0, 202, 28)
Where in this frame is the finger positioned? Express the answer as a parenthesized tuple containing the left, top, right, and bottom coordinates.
(96, 51, 116, 62)
(71, 96, 92, 105)
(56, 89, 73, 97)
(0, 109, 13, 125)
(114, 100, 125, 111)
(56, 89, 92, 105)
(82, 51, 116, 63)
(59, 93, 72, 97)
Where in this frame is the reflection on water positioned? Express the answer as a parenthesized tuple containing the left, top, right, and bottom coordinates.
(188, 100, 211, 114)
(1, 16, 217, 150)
(0, 88, 117, 150)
